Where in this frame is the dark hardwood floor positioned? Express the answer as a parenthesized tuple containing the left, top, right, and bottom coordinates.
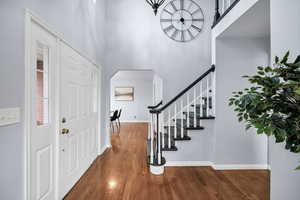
(64, 123, 270, 200)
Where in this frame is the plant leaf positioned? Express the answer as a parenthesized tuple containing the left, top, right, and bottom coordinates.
(275, 56, 279, 63)
(281, 51, 290, 64)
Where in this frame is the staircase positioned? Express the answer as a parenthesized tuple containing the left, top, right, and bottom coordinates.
(147, 65, 216, 174)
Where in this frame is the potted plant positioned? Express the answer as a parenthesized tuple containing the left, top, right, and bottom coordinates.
(229, 52, 300, 169)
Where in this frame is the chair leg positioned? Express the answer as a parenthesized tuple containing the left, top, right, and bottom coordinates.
(118, 118, 121, 128)
(115, 121, 119, 132)
(112, 122, 114, 133)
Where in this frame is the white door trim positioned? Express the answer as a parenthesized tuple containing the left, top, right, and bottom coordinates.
(24, 9, 102, 200)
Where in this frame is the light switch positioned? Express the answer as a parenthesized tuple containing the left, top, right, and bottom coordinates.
(0, 107, 21, 127)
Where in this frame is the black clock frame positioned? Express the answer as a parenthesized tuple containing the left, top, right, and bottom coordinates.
(160, 0, 204, 42)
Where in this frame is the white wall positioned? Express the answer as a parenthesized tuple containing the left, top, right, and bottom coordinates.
(0, 1, 106, 199)
(153, 74, 163, 105)
(105, 0, 213, 101)
(214, 38, 269, 167)
(211, 0, 260, 63)
(165, 120, 215, 162)
(101, 0, 215, 151)
(110, 71, 153, 122)
(270, 0, 300, 199)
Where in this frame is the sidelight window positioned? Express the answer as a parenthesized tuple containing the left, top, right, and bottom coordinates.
(36, 42, 50, 126)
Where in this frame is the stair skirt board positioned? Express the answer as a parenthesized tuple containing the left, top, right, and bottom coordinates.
(165, 161, 213, 167)
(165, 161, 269, 170)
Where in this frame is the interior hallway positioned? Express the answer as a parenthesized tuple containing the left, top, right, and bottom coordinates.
(64, 123, 270, 200)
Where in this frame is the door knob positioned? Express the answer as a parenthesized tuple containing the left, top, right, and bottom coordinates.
(61, 128, 69, 135)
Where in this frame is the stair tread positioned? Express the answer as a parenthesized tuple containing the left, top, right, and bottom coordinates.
(174, 135, 191, 141)
(175, 116, 215, 120)
(185, 126, 205, 130)
(162, 145, 178, 151)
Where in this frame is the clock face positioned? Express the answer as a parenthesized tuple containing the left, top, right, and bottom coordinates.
(160, 0, 204, 42)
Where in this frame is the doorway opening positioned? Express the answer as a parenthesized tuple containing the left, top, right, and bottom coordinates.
(109, 70, 163, 133)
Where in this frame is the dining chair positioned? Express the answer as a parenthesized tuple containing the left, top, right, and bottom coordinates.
(116, 109, 122, 129)
(110, 110, 118, 132)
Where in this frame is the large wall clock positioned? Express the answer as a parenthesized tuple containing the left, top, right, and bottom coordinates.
(160, 0, 204, 42)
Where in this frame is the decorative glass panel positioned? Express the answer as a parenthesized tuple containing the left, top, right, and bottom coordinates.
(36, 42, 50, 126)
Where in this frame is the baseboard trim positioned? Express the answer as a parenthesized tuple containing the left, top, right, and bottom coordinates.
(212, 164, 269, 170)
(165, 161, 213, 167)
(120, 120, 149, 123)
(99, 144, 111, 155)
(164, 161, 269, 170)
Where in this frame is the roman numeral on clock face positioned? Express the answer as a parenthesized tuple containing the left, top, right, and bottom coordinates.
(180, 0, 184, 10)
(163, 9, 173, 15)
(187, 29, 194, 39)
(191, 25, 201, 32)
(171, 29, 179, 39)
(192, 18, 204, 22)
(164, 25, 175, 33)
(192, 9, 201, 15)
(160, 19, 172, 22)
(170, 1, 178, 11)
(181, 31, 185, 42)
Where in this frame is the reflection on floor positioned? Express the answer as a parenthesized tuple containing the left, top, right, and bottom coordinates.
(64, 122, 270, 200)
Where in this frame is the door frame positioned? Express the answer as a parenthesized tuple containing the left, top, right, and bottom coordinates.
(24, 10, 102, 200)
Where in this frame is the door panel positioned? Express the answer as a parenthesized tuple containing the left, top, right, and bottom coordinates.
(30, 22, 57, 200)
(59, 43, 99, 198)
(36, 145, 52, 199)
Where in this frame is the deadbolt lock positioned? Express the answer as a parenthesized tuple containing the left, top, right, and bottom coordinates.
(62, 117, 66, 123)
(61, 128, 69, 135)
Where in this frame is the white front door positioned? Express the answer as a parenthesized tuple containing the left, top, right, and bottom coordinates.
(59, 43, 99, 198)
(29, 22, 57, 200)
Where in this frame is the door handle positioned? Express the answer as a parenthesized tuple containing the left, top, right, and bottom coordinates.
(61, 128, 70, 135)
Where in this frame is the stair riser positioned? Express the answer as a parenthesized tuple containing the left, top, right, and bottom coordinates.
(174, 119, 201, 128)
(163, 126, 188, 140)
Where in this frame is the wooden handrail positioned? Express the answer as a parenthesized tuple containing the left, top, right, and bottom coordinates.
(150, 65, 215, 114)
(147, 100, 163, 110)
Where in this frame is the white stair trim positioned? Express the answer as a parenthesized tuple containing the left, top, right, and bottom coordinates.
(165, 161, 213, 167)
(164, 161, 269, 170)
(212, 164, 269, 170)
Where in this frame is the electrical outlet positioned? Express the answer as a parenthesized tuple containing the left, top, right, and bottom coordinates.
(0, 107, 20, 127)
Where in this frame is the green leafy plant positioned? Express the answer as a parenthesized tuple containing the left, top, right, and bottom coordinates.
(229, 52, 300, 169)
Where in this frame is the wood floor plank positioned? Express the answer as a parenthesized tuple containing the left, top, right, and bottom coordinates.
(64, 123, 269, 200)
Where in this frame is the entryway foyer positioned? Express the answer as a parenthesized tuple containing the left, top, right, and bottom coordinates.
(1, 0, 300, 199)
(65, 123, 269, 200)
